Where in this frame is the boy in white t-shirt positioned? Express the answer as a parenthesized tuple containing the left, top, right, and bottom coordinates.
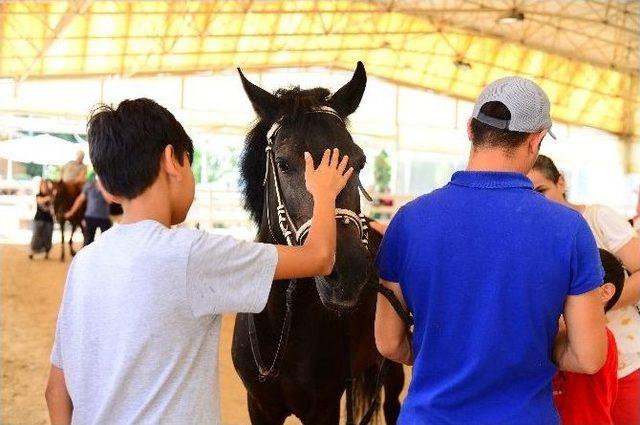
(45, 98, 354, 424)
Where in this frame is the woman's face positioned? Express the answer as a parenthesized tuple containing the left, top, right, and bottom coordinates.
(527, 169, 566, 203)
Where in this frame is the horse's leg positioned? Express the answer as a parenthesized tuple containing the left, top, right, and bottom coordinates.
(298, 398, 340, 425)
(69, 223, 77, 256)
(247, 393, 287, 425)
(382, 363, 405, 425)
(59, 220, 66, 261)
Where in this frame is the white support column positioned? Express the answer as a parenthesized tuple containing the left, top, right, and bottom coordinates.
(621, 75, 638, 174)
(7, 159, 13, 181)
(200, 141, 208, 184)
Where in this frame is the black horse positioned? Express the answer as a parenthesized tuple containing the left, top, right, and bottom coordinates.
(232, 62, 404, 425)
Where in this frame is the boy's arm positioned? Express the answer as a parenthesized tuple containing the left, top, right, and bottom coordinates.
(375, 279, 413, 365)
(274, 149, 352, 280)
(554, 288, 607, 374)
(45, 366, 72, 425)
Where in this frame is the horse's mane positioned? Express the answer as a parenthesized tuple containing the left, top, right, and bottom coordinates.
(240, 86, 344, 225)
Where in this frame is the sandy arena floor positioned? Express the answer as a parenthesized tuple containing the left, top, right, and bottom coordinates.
(1, 243, 404, 424)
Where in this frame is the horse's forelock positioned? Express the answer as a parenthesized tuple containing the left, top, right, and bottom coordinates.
(240, 85, 352, 225)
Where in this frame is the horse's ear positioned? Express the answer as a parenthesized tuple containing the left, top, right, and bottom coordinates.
(238, 68, 278, 122)
(328, 61, 367, 117)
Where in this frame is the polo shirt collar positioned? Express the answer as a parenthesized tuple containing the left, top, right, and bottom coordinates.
(450, 171, 533, 190)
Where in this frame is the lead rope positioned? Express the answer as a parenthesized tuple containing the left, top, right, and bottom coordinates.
(346, 222, 414, 425)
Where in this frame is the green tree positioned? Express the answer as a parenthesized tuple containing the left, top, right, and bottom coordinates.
(374, 150, 392, 192)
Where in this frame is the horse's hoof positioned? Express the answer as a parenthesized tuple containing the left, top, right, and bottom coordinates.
(28, 254, 33, 260)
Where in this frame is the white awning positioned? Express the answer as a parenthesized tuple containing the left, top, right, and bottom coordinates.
(0, 134, 88, 166)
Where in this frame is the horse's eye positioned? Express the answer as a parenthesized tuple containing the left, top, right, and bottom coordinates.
(276, 158, 292, 174)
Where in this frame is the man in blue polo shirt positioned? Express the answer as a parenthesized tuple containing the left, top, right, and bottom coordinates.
(375, 77, 608, 425)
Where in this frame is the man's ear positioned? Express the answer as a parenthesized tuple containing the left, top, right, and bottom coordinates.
(467, 118, 474, 142)
(528, 130, 545, 155)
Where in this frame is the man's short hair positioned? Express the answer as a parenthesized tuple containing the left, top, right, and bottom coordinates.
(470, 101, 530, 151)
(599, 249, 625, 312)
(87, 98, 194, 199)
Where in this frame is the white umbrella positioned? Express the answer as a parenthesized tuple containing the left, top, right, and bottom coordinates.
(0, 134, 88, 166)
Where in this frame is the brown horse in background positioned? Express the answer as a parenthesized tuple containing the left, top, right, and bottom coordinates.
(51, 181, 85, 261)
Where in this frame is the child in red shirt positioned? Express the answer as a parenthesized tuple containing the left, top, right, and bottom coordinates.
(553, 249, 625, 425)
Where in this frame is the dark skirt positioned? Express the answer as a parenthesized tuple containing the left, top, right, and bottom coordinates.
(30, 220, 53, 253)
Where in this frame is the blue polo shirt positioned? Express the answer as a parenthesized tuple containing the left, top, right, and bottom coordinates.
(377, 171, 603, 425)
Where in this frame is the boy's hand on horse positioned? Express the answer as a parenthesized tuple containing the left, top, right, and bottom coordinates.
(304, 148, 353, 200)
(273, 148, 353, 281)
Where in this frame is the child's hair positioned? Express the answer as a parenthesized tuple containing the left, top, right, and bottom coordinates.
(532, 155, 561, 184)
(87, 98, 194, 199)
(599, 249, 625, 312)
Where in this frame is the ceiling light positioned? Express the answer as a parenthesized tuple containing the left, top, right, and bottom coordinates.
(453, 59, 472, 70)
(497, 9, 525, 24)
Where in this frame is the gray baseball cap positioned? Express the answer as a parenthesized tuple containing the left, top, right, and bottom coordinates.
(472, 76, 556, 139)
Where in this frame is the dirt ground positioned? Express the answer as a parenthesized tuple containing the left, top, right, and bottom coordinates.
(1, 243, 405, 425)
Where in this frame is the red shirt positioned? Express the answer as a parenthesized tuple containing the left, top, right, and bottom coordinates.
(553, 328, 618, 425)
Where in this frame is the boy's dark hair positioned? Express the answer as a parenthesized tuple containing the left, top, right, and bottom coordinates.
(87, 98, 194, 199)
(599, 249, 625, 312)
(470, 101, 530, 151)
(532, 154, 562, 183)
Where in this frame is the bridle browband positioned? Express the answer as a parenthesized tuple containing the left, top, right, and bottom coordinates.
(247, 105, 370, 381)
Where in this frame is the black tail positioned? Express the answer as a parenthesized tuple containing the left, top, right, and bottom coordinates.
(351, 364, 382, 424)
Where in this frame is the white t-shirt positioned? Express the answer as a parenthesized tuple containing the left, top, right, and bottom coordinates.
(51, 220, 278, 424)
(582, 204, 640, 378)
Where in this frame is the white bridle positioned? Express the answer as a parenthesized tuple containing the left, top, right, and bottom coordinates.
(262, 105, 369, 248)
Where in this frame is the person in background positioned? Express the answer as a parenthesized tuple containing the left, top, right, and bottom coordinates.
(29, 179, 54, 260)
(375, 77, 606, 424)
(64, 177, 112, 246)
(60, 150, 88, 186)
(553, 249, 624, 425)
(528, 155, 640, 425)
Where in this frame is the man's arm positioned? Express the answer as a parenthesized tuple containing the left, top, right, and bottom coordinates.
(274, 149, 353, 280)
(554, 288, 607, 374)
(76, 166, 87, 184)
(45, 366, 72, 425)
(375, 279, 412, 365)
(612, 237, 640, 308)
(64, 193, 86, 219)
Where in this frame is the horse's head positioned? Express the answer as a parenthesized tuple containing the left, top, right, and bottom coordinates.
(239, 62, 370, 311)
